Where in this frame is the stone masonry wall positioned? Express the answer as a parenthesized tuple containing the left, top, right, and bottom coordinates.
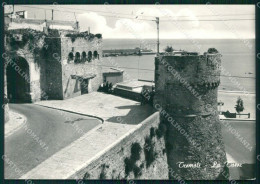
(154, 53, 221, 115)
(60, 35, 103, 99)
(5, 29, 46, 102)
(44, 32, 63, 100)
(61, 62, 102, 99)
(69, 112, 169, 179)
(154, 53, 228, 180)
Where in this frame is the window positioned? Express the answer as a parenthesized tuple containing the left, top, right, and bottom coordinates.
(68, 52, 74, 63)
(88, 51, 92, 62)
(75, 52, 80, 63)
(82, 51, 87, 62)
(93, 51, 98, 59)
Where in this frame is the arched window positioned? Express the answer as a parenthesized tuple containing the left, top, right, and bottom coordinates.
(93, 51, 98, 59)
(82, 51, 87, 62)
(75, 52, 80, 63)
(88, 51, 92, 62)
(68, 52, 74, 63)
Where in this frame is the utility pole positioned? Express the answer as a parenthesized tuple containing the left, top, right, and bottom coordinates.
(73, 12, 79, 30)
(11, 4, 14, 22)
(156, 17, 159, 55)
(51, 9, 54, 20)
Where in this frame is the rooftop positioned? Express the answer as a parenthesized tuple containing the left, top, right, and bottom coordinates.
(5, 17, 102, 39)
(5, 17, 78, 31)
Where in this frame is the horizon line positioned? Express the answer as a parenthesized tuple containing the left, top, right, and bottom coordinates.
(102, 38, 255, 40)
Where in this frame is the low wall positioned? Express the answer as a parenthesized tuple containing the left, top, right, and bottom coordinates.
(4, 104, 9, 123)
(114, 88, 142, 102)
(69, 112, 169, 179)
(103, 73, 123, 86)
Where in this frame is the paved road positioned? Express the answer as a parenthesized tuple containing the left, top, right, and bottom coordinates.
(5, 104, 102, 179)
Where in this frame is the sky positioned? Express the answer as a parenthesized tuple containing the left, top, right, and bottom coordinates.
(5, 5, 255, 39)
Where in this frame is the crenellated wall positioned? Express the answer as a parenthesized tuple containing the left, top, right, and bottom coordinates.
(154, 53, 221, 115)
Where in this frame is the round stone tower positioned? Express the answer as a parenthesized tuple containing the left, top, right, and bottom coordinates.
(154, 51, 228, 179)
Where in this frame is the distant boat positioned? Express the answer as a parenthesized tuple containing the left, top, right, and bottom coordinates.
(245, 72, 253, 74)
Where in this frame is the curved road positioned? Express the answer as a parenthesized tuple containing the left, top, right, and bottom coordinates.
(5, 104, 102, 179)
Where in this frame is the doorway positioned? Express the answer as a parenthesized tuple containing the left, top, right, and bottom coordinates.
(80, 79, 89, 94)
(6, 57, 31, 103)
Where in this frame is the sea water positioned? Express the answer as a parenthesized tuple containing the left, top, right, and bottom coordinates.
(101, 39, 255, 93)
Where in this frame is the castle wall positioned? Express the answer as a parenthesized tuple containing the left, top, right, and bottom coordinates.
(4, 29, 47, 102)
(154, 54, 221, 113)
(4, 28, 104, 101)
(44, 34, 64, 100)
(60, 35, 103, 99)
(154, 53, 228, 179)
(69, 112, 169, 179)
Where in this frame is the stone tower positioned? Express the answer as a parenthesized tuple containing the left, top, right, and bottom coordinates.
(154, 51, 228, 180)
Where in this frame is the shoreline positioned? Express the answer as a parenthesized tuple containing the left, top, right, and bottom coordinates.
(218, 90, 255, 94)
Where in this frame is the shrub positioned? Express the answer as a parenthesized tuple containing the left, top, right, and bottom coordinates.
(156, 123, 167, 139)
(98, 81, 113, 94)
(124, 157, 133, 176)
(133, 165, 142, 178)
(95, 33, 102, 39)
(124, 142, 143, 178)
(83, 172, 90, 179)
(164, 46, 174, 53)
(235, 96, 244, 115)
(150, 127, 156, 138)
(99, 164, 107, 179)
(131, 143, 142, 161)
(144, 137, 157, 168)
(207, 48, 218, 53)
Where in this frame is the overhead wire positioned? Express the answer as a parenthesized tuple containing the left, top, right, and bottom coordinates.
(15, 5, 255, 22)
(5, 5, 255, 80)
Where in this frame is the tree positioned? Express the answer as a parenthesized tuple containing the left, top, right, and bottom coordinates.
(235, 96, 244, 117)
(164, 46, 174, 53)
(207, 48, 218, 53)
